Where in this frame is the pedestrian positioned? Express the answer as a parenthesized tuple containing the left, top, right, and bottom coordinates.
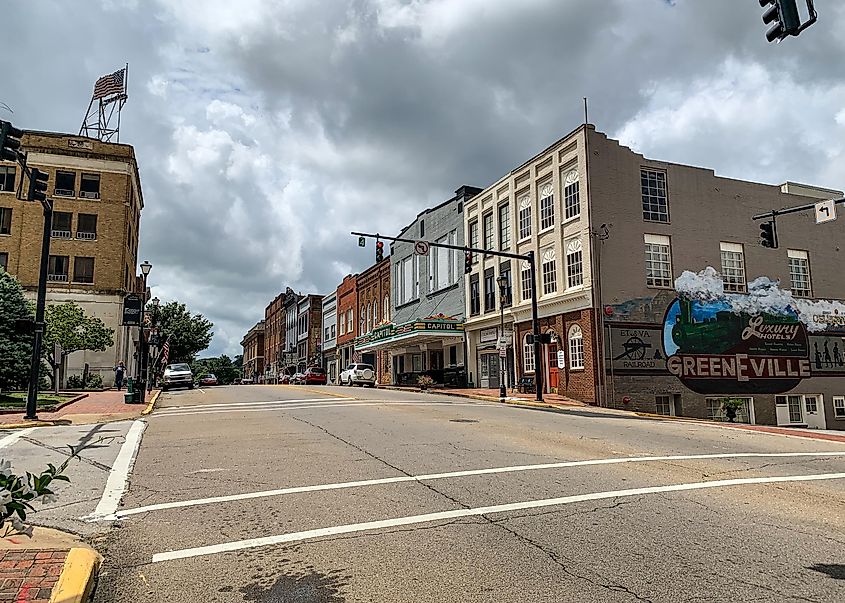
(114, 361, 126, 391)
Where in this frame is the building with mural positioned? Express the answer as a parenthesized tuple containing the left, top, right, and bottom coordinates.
(356, 186, 480, 386)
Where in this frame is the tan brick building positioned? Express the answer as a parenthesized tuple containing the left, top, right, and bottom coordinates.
(0, 131, 143, 386)
(241, 321, 265, 382)
(335, 274, 358, 370)
(263, 290, 287, 383)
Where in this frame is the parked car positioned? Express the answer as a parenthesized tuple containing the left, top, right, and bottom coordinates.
(279, 374, 291, 384)
(199, 373, 218, 386)
(340, 363, 375, 387)
(241, 377, 254, 384)
(290, 372, 306, 384)
(162, 363, 194, 391)
(302, 366, 327, 385)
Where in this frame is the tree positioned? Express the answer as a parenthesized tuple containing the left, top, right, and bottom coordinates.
(0, 270, 33, 391)
(44, 302, 114, 391)
(154, 301, 213, 363)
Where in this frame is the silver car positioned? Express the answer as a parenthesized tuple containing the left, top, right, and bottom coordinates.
(162, 363, 194, 391)
(340, 363, 375, 387)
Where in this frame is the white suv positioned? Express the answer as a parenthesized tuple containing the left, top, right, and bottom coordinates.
(340, 363, 375, 387)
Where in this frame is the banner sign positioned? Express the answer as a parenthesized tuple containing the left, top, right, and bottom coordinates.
(122, 293, 143, 326)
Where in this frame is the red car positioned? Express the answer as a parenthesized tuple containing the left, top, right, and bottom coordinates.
(302, 367, 327, 385)
(279, 374, 291, 384)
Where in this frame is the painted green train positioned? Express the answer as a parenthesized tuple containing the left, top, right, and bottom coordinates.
(672, 298, 744, 355)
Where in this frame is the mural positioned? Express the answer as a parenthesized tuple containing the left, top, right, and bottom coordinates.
(606, 324, 665, 373)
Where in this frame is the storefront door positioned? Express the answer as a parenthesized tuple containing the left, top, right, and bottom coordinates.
(479, 354, 500, 389)
(547, 342, 559, 391)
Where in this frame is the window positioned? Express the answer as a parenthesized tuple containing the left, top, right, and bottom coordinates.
(645, 234, 672, 288)
(500, 261, 512, 306)
(568, 324, 584, 370)
(523, 333, 535, 373)
(339, 313, 345, 336)
(432, 234, 453, 291)
(449, 345, 457, 366)
(347, 309, 353, 333)
(366, 303, 372, 332)
(77, 214, 97, 240)
(788, 250, 812, 298)
(325, 326, 330, 341)
(720, 242, 746, 292)
(483, 212, 494, 251)
(79, 173, 100, 199)
(360, 304, 365, 333)
(563, 169, 580, 220)
(834, 397, 845, 418)
(72, 257, 94, 284)
(565, 238, 583, 289)
(0, 166, 14, 192)
(55, 171, 76, 197)
(776, 395, 804, 423)
(641, 169, 668, 222)
(498, 203, 511, 250)
(655, 395, 671, 416)
(469, 221, 479, 263)
(52, 212, 72, 238)
(397, 256, 417, 305)
(521, 260, 532, 301)
(372, 301, 378, 325)
(47, 255, 69, 281)
(707, 397, 753, 423)
(805, 395, 818, 413)
(419, 219, 425, 238)
(484, 268, 496, 312)
(383, 295, 390, 322)
(470, 274, 480, 316)
(331, 324, 336, 339)
(0, 252, 7, 272)
(0, 207, 11, 235)
(412, 354, 423, 372)
(539, 182, 554, 230)
(541, 248, 557, 295)
(518, 195, 532, 240)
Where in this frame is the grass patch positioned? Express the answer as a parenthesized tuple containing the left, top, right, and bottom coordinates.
(0, 392, 76, 411)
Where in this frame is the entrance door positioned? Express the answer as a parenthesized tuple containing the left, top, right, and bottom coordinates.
(487, 354, 500, 390)
(547, 342, 559, 392)
(804, 395, 826, 429)
(479, 354, 490, 388)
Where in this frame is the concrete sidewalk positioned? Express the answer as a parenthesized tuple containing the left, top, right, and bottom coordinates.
(379, 385, 587, 408)
(0, 389, 160, 427)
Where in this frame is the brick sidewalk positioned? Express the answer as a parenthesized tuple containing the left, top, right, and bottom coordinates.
(0, 549, 67, 602)
(0, 389, 156, 426)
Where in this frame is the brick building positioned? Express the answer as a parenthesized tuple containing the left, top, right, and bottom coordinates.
(335, 274, 358, 370)
(295, 294, 323, 371)
(0, 131, 143, 387)
(283, 290, 302, 375)
(263, 290, 287, 383)
(353, 256, 391, 384)
(241, 321, 265, 382)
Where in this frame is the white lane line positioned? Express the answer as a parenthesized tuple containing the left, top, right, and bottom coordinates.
(158, 397, 356, 412)
(114, 451, 845, 519)
(83, 420, 147, 521)
(152, 401, 489, 418)
(0, 427, 35, 449)
(151, 470, 845, 562)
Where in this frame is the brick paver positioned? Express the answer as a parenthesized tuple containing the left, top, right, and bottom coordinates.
(0, 549, 67, 602)
(0, 389, 156, 425)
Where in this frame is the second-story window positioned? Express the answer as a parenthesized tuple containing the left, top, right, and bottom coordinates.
(542, 248, 557, 295)
(484, 268, 495, 312)
(55, 171, 76, 197)
(645, 234, 672, 288)
(520, 260, 532, 302)
(77, 214, 97, 240)
(720, 242, 746, 293)
(52, 212, 73, 239)
(483, 212, 494, 251)
(539, 182, 554, 230)
(0, 166, 15, 192)
(788, 249, 812, 298)
(563, 169, 580, 220)
(0, 207, 11, 235)
(80, 174, 100, 199)
(641, 169, 669, 222)
(73, 257, 95, 284)
(498, 203, 510, 250)
(566, 238, 583, 289)
(470, 274, 480, 316)
(469, 220, 479, 263)
(47, 255, 69, 282)
(518, 194, 532, 240)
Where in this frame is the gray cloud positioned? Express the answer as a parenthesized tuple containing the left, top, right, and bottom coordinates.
(4, 0, 843, 356)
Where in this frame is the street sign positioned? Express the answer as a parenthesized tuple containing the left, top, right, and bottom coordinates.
(414, 240, 430, 256)
(499, 347, 506, 358)
(496, 336, 508, 350)
(557, 350, 565, 369)
(815, 199, 837, 224)
(358, 236, 366, 247)
(122, 294, 143, 326)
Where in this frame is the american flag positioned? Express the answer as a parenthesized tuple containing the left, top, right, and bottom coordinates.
(93, 68, 126, 99)
(160, 339, 170, 367)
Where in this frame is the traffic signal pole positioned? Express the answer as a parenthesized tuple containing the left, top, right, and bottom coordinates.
(352, 230, 544, 402)
(25, 201, 53, 420)
(752, 196, 845, 221)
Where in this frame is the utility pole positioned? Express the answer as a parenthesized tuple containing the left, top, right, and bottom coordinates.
(352, 230, 545, 402)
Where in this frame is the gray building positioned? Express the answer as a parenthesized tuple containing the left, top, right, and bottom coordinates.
(283, 291, 302, 375)
(322, 291, 338, 383)
(357, 186, 480, 386)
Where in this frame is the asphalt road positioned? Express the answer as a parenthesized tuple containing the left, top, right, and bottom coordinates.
(91, 385, 845, 602)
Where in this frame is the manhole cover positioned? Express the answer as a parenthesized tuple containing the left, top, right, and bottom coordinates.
(449, 419, 478, 423)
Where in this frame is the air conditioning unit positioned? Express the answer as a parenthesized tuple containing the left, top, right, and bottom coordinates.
(79, 191, 100, 199)
(76, 232, 96, 240)
(47, 274, 68, 282)
(54, 189, 75, 197)
(51, 230, 72, 239)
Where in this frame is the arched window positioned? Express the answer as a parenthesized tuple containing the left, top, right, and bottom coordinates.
(383, 295, 390, 321)
(542, 248, 557, 295)
(563, 169, 580, 220)
(523, 333, 535, 373)
(568, 324, 584, 370)
(566, 238, 583, 289)
(518, 195, 532, 239)
(520, 260, 532, 301)
(360, 304, 365, 334)
(539, 182, 554, 230)
(366, 302, 372, 332)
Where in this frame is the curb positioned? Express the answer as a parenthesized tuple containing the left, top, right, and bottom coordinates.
(49, 547, 101, 603)
(141, 389, 162, 416)
(0, 419, 72, 430)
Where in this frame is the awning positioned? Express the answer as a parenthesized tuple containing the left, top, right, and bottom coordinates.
(355, 315, 464, 352)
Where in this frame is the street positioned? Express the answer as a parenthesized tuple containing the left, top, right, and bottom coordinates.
(69, 385, 845, 602)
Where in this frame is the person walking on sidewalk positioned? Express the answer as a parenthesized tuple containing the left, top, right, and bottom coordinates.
(114, 361, 126, 391)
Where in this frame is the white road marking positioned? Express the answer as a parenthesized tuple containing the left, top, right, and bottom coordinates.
(113, 451, 845, 519)
(151, 470, 845, 562)
(152, 401, 489, 418)
(83, 420, 147, 521)
(157, 397, 356, 412)
(0, 427, 35, 449)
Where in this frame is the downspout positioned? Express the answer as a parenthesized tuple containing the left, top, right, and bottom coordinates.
(584, 121, 606, 407)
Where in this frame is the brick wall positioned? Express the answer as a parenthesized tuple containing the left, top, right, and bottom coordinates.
(336, 274, 358, 347)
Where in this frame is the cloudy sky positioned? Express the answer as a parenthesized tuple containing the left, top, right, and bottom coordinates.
(4, 0, 845, 356)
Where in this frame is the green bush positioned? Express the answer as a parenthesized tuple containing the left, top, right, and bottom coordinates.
(66, 373, 104, 390)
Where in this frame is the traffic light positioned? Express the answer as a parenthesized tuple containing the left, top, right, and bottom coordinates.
(27, 168, 49, 203)
(760, 0, 801, 42)
(760, 220, 778, 248)
(0, 121, 23, 163)
(464, 251, 472, 274)
(375, 240, 384, 263)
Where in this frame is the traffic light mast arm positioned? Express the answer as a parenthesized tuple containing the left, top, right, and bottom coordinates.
(350, 231, 528, 262)
(752, 196, 845, 221)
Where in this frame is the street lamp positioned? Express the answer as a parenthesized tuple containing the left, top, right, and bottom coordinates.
(496, 274, 509, 403)
(138, 261, 152, 405)
(147, 296, 160, 391)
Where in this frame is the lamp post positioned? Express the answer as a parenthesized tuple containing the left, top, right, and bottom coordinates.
(146, 296, 159, 391)
(138, 260, 152, 405)
(496, 274, 509, 403)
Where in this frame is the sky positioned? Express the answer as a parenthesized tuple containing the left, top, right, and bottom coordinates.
(3, 0, 845, 357)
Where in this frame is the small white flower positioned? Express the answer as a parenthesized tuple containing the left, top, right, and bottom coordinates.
(40, 493, 58, 505)
(0, 460, 12, 478)
(17, 483, 32, 497)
